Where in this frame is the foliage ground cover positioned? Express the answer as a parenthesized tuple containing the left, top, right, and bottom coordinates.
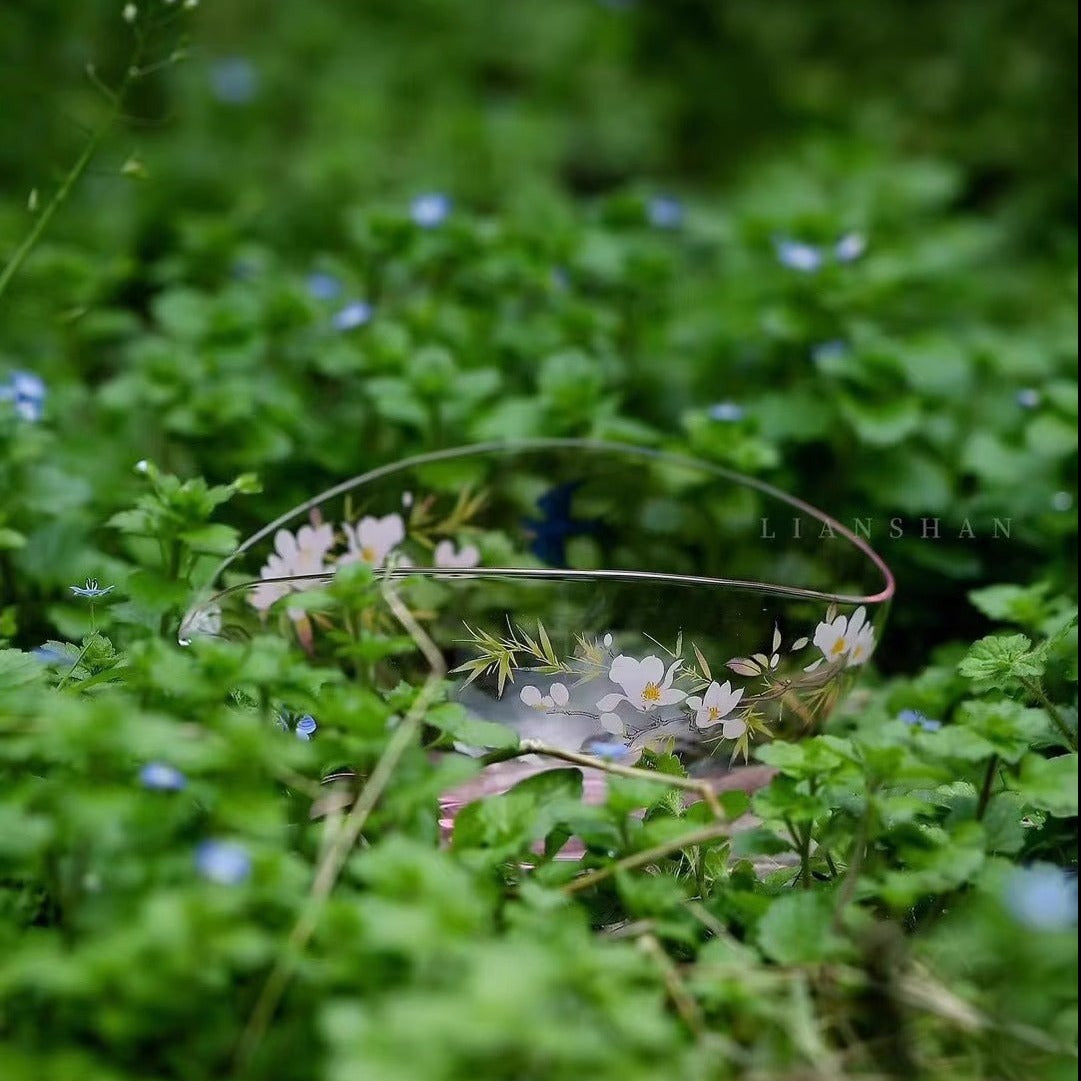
(1, 2, 1077, 1079)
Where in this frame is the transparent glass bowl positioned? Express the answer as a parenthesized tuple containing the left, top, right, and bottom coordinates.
(181, 440, 894, 813)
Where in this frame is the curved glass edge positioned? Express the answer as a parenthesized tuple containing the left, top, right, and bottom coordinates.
(179, 440, 896, 643)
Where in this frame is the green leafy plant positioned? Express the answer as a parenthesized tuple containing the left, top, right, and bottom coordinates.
(0, 2, 1076, 1078)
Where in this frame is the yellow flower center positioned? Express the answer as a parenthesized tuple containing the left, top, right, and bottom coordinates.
(642, 682, 662, 703)
(707, 706, 721, 721)
(361, 545, 376, 562)
(830, 636, 847, 657)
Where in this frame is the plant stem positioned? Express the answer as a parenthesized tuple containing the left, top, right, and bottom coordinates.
(562, 821, 732, 895)
(57, 639, 95, 690)
(799, 822, 813, 889)
(1019, 676, 1077, 750)
(639, 933, 706, 1037)
(975, 755, 999, 821)
(234, 572, 446, 1071)
(832, 786, 875, 933)
(484, 739, 725, 819)
(0, 53, 139, 304)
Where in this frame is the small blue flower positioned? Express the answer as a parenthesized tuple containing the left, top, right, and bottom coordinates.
(1015, 388, 1040, 409)
(210, 57, 259, 105)
(332, 301, 373, 331)
(410, 192, 452, 228)
(1, 369, 47, 422)
(139, 762, 187, 791)
(32, 644, 69, 665)
(1004, 865, 1078, 931)
(295, 714, 318, 741)
(10, 370, 45, 400)
(811, 340, 848, 364)
(70, 578, 114, 600)
(774, 238, 823, 273)
(834, 232, 867, 263)
(646, 194, 683, 230)
(581, 735, 633, 761)
(306, 272, 343, 301)
(195, 840, 251, 885)
(898, 709, 942, 732)
(708, 401, 745, 423)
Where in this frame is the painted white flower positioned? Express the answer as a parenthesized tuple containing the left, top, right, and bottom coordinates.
(809, 605, 873, 668)
(846, 620, 876, 667)
(434, 539, 480, 568)
(340, 513, 405, 567)
(596, 654, 686, 714)
(685, 681, 746, 738)
(250, 577, 292, 612)
(519, 682, 570, 711)
(250, 524, 335, 612)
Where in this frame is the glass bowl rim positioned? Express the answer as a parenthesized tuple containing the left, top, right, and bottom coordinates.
(187, 438, 896, 621)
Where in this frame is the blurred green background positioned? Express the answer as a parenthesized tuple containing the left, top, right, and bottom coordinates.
(1, 0, 1077, 659)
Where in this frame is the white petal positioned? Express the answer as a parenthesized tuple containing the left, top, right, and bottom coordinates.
(791, 636, 809, 651)
(600, 712, 625, 736)
(608, 654, 644, 697)
(722, 716, 748, 739)
(520, 685, 543, 708)
(298, 523, 334, 560)
(701, 681, 723, 708)
(638, 655, 666, 687)
(455, 543, 480, 568)
(813, 616, 845, 656)
(603, 633, 613, 647)
(261, 553, 288, 580)
(596, 693, 625, 712)
(685, 696, 703, 711)
(250, 582, 285, 611)
(274, 529, 298, 560)
(661, 658, 683, 688)
(721, 685, 744, 713)
(549, 682, 569, 706)
(772, 625, 782, 652)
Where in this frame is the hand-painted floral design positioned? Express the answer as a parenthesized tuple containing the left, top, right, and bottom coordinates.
(246, 493, 483, 622)
(341, 513, 405, 568)
(520, 681, 569, 711)
(598, 711, 627, 736)
(251, 523, 335, 613)
(434, 539, 480, 568)
(686, 680, 745, 735)
(807, 605, 874, 670)
(597, 655, 686, 713)
(457, 601, 879, 762)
